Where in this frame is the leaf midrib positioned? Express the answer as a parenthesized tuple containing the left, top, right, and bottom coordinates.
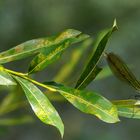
(58, 89, 116, 121)
(29, 43, 67, 73)
(0, 75, 15, 85)
(17, 78, 58, 127)
(76, 34, 109, 89)
(0, 45, 45, 62)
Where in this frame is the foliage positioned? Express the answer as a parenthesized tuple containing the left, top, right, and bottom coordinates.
(0, 20, 140, 138)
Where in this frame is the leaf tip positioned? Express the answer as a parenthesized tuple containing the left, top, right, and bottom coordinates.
(115, 117, 120, 123)
(60, 130, 64, 139)
(112, 19, 118, 31)
(57, 123, 64, 139)
(106, 116, 120, 124)
(65, 29, 82, 37)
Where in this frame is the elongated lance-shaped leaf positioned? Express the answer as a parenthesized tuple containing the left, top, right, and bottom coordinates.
(0, 29, 89, 64)
(54, 38, 93, 83)
(75, 20, 118, 89)
(0, 65, 17, 85)
(28, 31, 89, 74)
(28, 42, 69, 74)
(112, 99, 140, 119)
(13, 76, 64, 137)
(44, 81, 119, 123)
(106, 52, 140, 92)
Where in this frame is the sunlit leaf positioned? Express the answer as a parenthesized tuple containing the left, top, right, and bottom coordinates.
(75, 20, 118, 89)
(0, 29, 89, 64)
(28, 30, 89, 73)
(113, 99, 140, 119)
(106, 52, 140, 92)
(28, 42, 69, 74)
(14, 76, 64, 137)
(0, 66, 17, 85)
(44, 81, 119, 123)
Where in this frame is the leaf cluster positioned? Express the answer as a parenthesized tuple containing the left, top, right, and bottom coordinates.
(0, 20, 140, 138)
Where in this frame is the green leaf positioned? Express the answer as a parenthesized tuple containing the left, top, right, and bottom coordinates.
(54, 38, 93, 83)
(0, 29, 89, 64)
(75, 20, 118, 89)
(13, 76, 64, 137)
(28, 42, 69, 74)
(0, 66, 17, 85)
(106, 52, 140, 92)
(113, 100, 140, 119)
(44, 81, 119, 123)
(28, 30, 89, 74)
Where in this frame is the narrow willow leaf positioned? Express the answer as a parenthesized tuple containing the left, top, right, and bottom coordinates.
(75, 20, 118, 89)
(0, 29, 89, 64)
(112, 99, 139, 106)
(28, 42, 69, 74)
(44, 81, 119, 123)
(113, 100, 140, 119)
(54, 38, 93, 83)
(14, 76, 64, 137)
(106, 52, 140, 92)
(0, 66, 17, 85)
(78, 66, 102, 88)
(0, 116, 33, 126)
(28, 31, 89, 74)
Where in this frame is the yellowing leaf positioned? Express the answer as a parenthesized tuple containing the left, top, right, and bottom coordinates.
(44, 81, 119, 123)
(28, 30, 89, 73)
(14, 76, 64, 137)
(113, 99, 140, 119)
(28, 42, 69, 74)
(0, 29, 89, 64)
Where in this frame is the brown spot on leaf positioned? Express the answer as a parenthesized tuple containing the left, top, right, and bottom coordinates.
(15, 45, 24, 53)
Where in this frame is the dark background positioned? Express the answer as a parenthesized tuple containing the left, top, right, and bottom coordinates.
(0, 0, 140, 140)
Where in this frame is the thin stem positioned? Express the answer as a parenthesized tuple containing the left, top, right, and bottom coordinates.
(4, 68, 57, 92)
(4, 69, 28, 76)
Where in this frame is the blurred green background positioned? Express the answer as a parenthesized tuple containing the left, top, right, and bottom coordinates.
(0, 0, 140, 140)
